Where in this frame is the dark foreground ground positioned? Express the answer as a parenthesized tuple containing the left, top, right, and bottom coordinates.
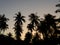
(0, 35, 60, 45)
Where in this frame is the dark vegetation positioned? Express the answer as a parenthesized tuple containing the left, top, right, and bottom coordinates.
(0, 1, 60, 45)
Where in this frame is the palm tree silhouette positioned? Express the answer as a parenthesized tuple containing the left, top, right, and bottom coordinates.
(44, 14, 57, 38)
(37, 14, 57, 39)
(27, 23, 34, 32)
(44, 14, 56, 29)
(37, 20, 48, 39)
(55, 2, 60, 13)
(26, 13, 40, 45)
(0, 14, 9, 33)
(28, 13, 40, 33)
(29, 13, 40, 27)
(14, 12, 25, 40)
(55, 1, 60, 38)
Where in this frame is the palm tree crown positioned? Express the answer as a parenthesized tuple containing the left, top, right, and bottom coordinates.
(29, 13, 40, 26)
(27, 13, 40, 32)
(14, 12, 25, 25)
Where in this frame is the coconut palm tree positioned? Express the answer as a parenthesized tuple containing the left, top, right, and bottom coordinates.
(26, 13, 40, 44)
(37, 20, 48, 39)
(14, 12, 25, 40)
(37, 14, 58, 39)
(44, 14, 57, 38)
(27, 23, 34, 32)
(0, 14, 9, 33)
(44, 14, 56, 29)
(55, 0, 60, 34)
(44, 14, 60, 38)
(55, 1, 60, 13)
(28, 13, 40, 32)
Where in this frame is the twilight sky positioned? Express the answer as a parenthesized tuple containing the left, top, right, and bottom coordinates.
(0, 0, 60, 40)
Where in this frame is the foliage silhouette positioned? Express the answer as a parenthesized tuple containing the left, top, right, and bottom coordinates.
(29, 13, 40, 27)
(26, 13, 40, 44)
(28, 13, 40, 33)
(55, 0, 60, 37)
(14, 12, 25, 40)
(24, 32, 32, 45)
(0, 13, 60, 45)
(55, 1, 60, 13)
(32, 33, 40, 45)
(0, 14, 9, 33)
(0, 1, 60, 44)
(27, 23, 34, 32)
(44, 14, 58, 38)
(0, 34, 16, 45)
(37, 20, 47, 38)
(8, 32, 12, 37)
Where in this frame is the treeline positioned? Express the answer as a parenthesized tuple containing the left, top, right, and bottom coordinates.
(0, 1, 60, 45)
(0, 12, 60, 45)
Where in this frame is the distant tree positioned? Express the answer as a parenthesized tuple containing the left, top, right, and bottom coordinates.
(37, 14, 59, 39)
(32, 33, 40, 45)
(14, 12, 25, 40)
(37, 20, 47, 38)
(55, 1, 60, 38)
(55, 0, 60, 24)
(26, 13, 40, 44)
(55, 4, 60, 13)
(8, 33, 12, 37)
(44, 14, 60, 38)
(24, 32, 32, 45)
(0, 14, 9, 33)
(0, 34, 16, 45)
(55, 0, 60, 13)
(44, 14, 57, 30)
(27, 23, 34, 32)
(44, 14, 57, 38)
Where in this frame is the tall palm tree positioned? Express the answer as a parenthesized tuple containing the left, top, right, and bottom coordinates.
(44, 14, 60, 38)
(14, 12, 25, 40)
(26, 13, 40, 44)
(55, 0, 60, 34)
(37, 14, 58, 39)
(0, 14, 9, 33)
